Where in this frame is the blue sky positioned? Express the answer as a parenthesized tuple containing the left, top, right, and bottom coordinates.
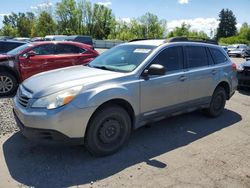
(0, 0, 249, 36)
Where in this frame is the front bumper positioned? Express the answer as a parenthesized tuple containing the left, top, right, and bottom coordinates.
(237, 72, 250, 87)
(14, 110, 84, 144)
(13, 96, 97, 142)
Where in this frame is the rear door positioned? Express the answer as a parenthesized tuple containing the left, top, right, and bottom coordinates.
(18, 44, 56, 80)
(140, 46, 188, 117)
(184, 45, 215, 103)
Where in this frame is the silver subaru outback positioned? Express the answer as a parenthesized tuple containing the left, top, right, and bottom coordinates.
(13, 38, 238, 156)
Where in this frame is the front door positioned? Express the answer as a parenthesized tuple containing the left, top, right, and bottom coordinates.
(140, 46, 188, 118)
(19, 44, 56, 80)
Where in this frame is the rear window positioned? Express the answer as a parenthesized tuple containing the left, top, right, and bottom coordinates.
(185, 46, 208, 68)
(209, 48, 228, 64)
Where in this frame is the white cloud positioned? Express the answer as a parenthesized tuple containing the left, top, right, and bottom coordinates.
(167, 17, 219, 37)
(0, 13, 10, 17)
(97, 1, 112, 7)
(168, 17, 242, 37)
(178, 0, 189, 4)
(120, 17, 131, 23)
(30, 2, 53, 10)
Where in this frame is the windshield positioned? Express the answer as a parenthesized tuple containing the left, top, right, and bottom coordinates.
(89, 44, 155, 72)
(7, 43, 32, 55)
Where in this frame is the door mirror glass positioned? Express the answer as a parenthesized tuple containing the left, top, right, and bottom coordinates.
(144, 64, 165, 76)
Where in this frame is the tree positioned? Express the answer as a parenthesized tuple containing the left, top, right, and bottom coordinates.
(56, 0, 79, 34)
(32, 11, 56, 37)
(167, 22, 208, 39)
(216, 9, 237, 40)
(219, 23, 250, 45)
(138, 12, 166, 38)
(16, 12, 36, 37)
(167, 23, 190, 37)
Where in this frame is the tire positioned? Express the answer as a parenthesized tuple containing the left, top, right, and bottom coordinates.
(205, 87, 226, 117)
(0, 72, 18, 97)
(85, 105, 131, 157)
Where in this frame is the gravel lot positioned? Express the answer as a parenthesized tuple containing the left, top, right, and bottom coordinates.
(0, 57, 249, 187)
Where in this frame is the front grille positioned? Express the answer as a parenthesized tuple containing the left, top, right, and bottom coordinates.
(17, 86, 32, 108)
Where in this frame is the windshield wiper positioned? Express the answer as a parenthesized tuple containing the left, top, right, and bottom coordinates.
(90, 65, 118, 72)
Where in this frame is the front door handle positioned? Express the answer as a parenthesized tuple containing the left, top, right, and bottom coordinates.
(179, 75, 187, 81)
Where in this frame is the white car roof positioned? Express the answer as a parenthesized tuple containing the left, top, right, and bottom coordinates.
(129, 39, 166, 46)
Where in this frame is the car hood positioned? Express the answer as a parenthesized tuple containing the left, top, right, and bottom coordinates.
(243, 60, 250, 67)
(22, 65, 124, 98)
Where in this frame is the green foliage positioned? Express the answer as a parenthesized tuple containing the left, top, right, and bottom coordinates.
(216, 9, 237, 40)
(219, 23, 250, 45)
(167, 23, 208, 39)
(56, 0, 79, 35)
(1, 12, 35, 37)
(32, 11, 56, 37)
(108, 13, 166, 41)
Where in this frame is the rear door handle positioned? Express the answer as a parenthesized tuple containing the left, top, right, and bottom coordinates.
(179, 75, 187, 81)
(212, 69, 217, 75)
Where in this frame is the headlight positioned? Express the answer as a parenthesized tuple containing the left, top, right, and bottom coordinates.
(32, 86, 82, 109)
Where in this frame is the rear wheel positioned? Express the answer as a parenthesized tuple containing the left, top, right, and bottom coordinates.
(0, 72, 18, 97)
(205, 87, 226, 117)
(85, 105, 131, 157)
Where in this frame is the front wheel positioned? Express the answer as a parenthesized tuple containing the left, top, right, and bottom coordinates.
(204, 87, 226, 117)
(85, 105, 131, 157)
(0, 72, 18, 97)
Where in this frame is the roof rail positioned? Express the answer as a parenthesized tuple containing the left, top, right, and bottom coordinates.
(167, 37, 218, 45)
(129, 38, 151, 42)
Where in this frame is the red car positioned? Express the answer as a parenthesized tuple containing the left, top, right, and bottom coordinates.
(0, 41, 98, 96)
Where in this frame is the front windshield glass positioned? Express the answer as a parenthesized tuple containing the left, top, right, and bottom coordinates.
(7, 43, 32, 55)
(89, 44, 155, 72)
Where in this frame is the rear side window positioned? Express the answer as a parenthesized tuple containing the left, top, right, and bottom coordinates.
(56, 44, 85, 54)
(32, 44, 56, 55)
(151, 46, 184, 72)
(209, 48, 228, 64)
(0, 42, 7, 53)
(185, 46, 208, 68)
(6, 42, 24, 51)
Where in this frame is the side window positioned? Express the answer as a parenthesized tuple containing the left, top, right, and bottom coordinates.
(185, 46, 208, 68)
(31, 44, 56, 55)
(56, 44, 85, 54)
(7, 43, 22, 51)
(209, 48, 228, 64)
(151, 46, 184, 72)
(0, 43, 7, 53)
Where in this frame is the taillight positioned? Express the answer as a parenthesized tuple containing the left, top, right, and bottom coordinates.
(232, 63, 237, 71)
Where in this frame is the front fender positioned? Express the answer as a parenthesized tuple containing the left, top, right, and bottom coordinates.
(72, 83, 140, 115)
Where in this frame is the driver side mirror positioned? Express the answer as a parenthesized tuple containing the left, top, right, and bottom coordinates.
(26, 51, 37, 58)
(143, 64, 166, 77)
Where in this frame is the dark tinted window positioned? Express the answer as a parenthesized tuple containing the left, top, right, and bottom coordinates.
(56, 44, 85, 54)
(186, 46, 208, 68)
(0, 42, 25, 53)
(151, 46, 183, 72)
(8, 42, 23, 50)
(32, 44, 56, 55)
(209, 48, 228, 64)
(0, 42, 7, 53)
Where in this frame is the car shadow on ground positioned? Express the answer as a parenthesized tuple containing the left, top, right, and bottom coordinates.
(3, 109, 242, 187)
(238, 88, 250, 96)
